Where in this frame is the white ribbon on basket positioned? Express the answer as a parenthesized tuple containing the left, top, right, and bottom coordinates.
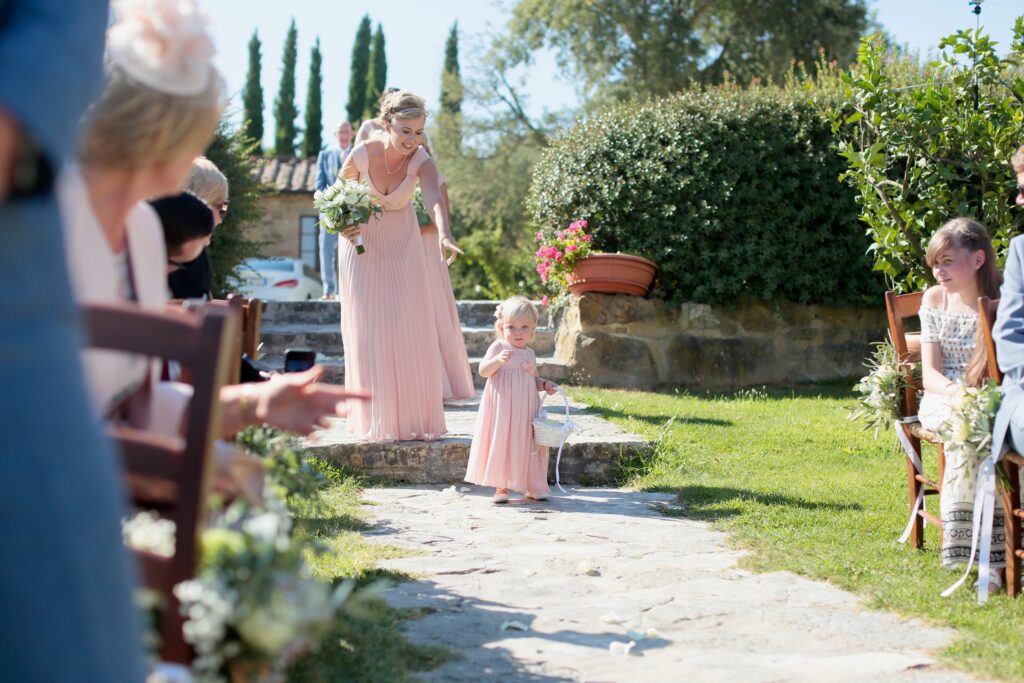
(895, 416, 929, 544)
(537, 388, 577, 493)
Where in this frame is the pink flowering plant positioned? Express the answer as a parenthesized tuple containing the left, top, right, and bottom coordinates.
(534, 220, 593, 300)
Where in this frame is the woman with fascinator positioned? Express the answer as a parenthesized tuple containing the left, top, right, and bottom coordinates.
(337, 90, 463, 441)
(59, 0, 365, 439)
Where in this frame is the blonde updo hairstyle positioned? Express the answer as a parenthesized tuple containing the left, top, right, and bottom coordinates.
(79, 63, 225, 171)
(380, 90, 428, 124)
(185, 156, 228, 207)
(494, 295, 539, 342)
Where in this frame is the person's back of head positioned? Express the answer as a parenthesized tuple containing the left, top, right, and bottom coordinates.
(149, 191, 214, 267)
(185, 156, 228, 207)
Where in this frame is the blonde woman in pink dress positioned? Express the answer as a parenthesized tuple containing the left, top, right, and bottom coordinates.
(465, 296, 559, 503)
(337, 90, 463, 441)
(417, 171, 474, 400)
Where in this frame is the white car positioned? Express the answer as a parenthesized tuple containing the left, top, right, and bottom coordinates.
(235, 258, 322, 301)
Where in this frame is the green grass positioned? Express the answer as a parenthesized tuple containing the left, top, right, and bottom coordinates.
(572, 381, 1024, 683)
(286, 463, 454, 682)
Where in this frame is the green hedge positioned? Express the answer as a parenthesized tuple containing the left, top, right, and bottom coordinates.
(528, 88, 884, 306)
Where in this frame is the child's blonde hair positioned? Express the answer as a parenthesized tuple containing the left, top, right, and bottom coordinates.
(494, 295, 539, 341)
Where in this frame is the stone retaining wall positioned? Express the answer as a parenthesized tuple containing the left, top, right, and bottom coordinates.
(554, 294, 885, 390)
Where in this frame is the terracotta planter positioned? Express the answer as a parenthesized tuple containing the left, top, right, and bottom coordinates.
(565, 253, 657, 297)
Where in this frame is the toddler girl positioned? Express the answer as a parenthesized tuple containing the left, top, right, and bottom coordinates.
(465, 296, 559, 503)
(916, 217, 1003, 586)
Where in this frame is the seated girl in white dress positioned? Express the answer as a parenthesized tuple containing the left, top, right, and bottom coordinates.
(916, 217, 1003, 588)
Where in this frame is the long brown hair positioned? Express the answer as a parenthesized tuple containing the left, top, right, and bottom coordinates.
(925, 217, 1001, 386)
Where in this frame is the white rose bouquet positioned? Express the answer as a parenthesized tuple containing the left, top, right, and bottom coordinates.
(313, 178, 383, 255)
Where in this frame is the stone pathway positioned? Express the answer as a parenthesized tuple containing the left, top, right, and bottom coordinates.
(364, 486, 986, 683)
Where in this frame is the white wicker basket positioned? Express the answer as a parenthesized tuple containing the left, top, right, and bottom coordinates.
(533, 389, 574, 447)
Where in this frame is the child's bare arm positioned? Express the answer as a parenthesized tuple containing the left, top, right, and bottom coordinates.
(479, 349, 513, 378)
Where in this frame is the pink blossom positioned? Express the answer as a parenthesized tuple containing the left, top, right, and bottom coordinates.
(541, 295, 549, 306)
(554, 250, 563, 261)
(557, 231, 565, 240)
(582, 234, 592, 242)
(566, 244, 578, 253)
(535, 231, 544, 241)
(541, 273, 549, 283)
(579, 220, 588, 228)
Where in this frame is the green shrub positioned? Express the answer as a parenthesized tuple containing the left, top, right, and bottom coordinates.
(528, 85, 884, 306)
(835, 22, 1024, 292)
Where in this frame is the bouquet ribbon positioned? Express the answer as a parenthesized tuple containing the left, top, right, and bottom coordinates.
(896, 417, 929, 544)
(941, 454, 998, 603)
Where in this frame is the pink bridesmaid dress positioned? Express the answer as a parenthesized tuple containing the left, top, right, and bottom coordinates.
(465, 340, 550, 495)
(339, 144, 446, 441)
(418, 187, 474, 400)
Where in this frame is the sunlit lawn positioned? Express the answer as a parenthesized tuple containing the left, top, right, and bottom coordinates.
(286, 464, 453, 682)
(572, 382, 1024, 683)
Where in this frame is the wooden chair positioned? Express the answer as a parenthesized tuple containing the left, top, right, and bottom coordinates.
(84, 301, 239, 663)
(234, 294, 262, 362)
(978, 296, 1024, 596)
(885, 290, 945, 549)
(175, 295, 261, 383)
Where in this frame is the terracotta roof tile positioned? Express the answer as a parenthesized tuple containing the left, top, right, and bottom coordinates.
(252, 156, 318, 193)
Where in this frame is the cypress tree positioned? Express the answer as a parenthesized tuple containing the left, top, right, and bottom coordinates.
(440, 21, 461, 116)
(273, 19, 299, 157)
(364, 23, 387, 120)
(301, 38, 323, 157)
(241, 31, 264, 149)
(437, 21, 463, 154)
(346, 15, 372, 124)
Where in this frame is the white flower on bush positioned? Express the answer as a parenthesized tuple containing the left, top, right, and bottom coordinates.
(122, 510, 175, 557)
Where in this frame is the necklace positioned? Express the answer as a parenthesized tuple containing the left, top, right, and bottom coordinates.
(383, 142, 409, 175)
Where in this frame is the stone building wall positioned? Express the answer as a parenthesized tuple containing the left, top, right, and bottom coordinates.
(251, 193, 314, 258)
(553, 294, 885, 390)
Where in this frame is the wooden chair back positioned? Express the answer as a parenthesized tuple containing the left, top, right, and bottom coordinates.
(885, 290, 925, 416)
(84, 301, 239, 663)
(979, 296, 1002, 383)
(175, 295, 261, 383)
(884, 290, 944, 549)
(979, 296, 1024, 596)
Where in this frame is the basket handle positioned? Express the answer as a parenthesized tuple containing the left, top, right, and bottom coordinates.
(540, 387, 571, 418)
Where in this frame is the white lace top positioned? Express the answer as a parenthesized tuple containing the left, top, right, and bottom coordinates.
(919, 306, 978, 383)
(917, 295, 979, 430)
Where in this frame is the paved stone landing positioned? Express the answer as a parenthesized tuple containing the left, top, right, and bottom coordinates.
(364, 486, 984, 683)
(305, 393, 646, 485)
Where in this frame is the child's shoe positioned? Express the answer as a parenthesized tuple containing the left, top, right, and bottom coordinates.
(492, 488, 509, 504)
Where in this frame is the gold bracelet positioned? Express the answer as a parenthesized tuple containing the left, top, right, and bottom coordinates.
(239, 385, 257, 425)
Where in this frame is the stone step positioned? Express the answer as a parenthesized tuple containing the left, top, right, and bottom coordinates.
(303, 391, 647, 485)
(259, 323, 556, 358)
(261, 300, 553, 328)
(259, 354, 571, 388)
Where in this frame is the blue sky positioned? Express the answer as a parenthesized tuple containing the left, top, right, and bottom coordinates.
(203, 0, 1023, 150)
